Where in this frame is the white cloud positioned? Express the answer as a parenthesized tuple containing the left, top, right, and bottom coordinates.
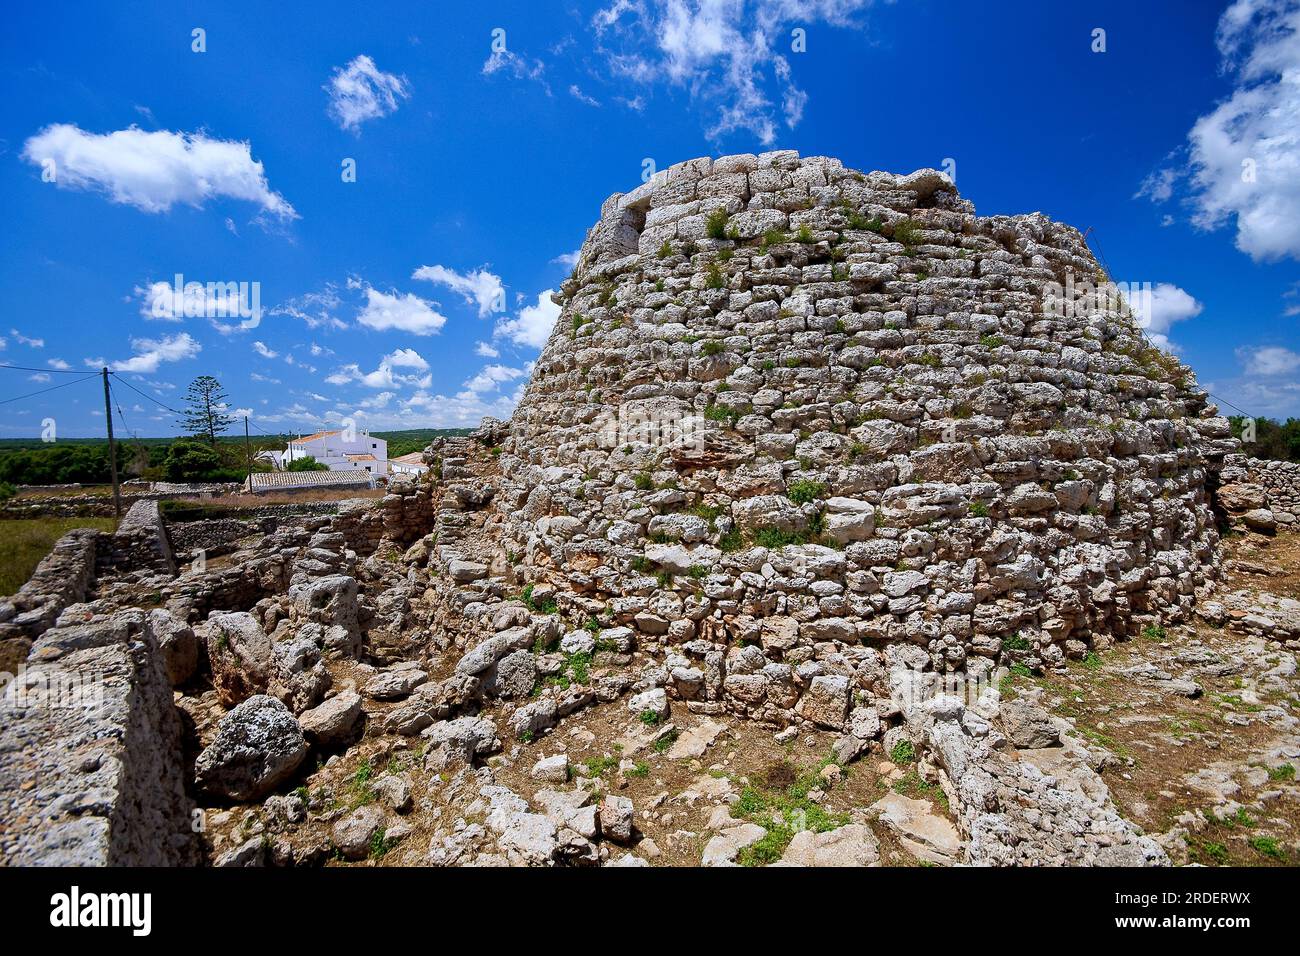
(89, 332, 201, 374)
(458, 363, 526, 399)
(1238, 344, 1300, 376)
(384, 347, 428, 370)
(22, 124, 296, 219)
(1134, 166, 1180, 203)
(551, 249, 582, 268)
(591, 0, 873, 143)
(325, 55, 410, 132)
(252, 341, 278, 359)
(28, 372, 50, 383)
(326, 357, 431, 390)
(47, 358, 71, 370)
(136, 279, 259, 332)
(355, 285, 447, 335)
(270, 285, 348, 331)
(1139, 1, 1300, 261)
(569, 84, 602, 106)
(411, 264, 505, 317)
(482, 48, 549, 92)
(494, 290, 560, 349)
(475, 341, 500, 358)
(10, 328, 44, 348)
(1128, 282, 1204, 351)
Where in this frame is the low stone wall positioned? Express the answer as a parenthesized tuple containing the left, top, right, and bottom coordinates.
(0, 494, 145, 519)
(0, 527, 102, 667)
(331, 497, 388, 556)
(99, 499, 175, 575)
(167, 516, 268, 556)
(0, 609, 197, 865)
(1216, 454, 1300, 533)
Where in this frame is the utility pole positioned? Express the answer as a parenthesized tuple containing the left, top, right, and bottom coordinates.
(102, 367, 122, 518)
(244, 416, 252, 489)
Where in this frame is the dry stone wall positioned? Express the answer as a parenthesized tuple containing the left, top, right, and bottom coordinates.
(0, 608, 198, 865)
(1217, 453, 1300, 533)
(99, 499, 175, 575)
(0, 527, 101, 668)
(497, 150, 1233, 712)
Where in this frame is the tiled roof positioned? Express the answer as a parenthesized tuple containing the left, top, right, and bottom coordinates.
(292, 430, 341, 444)
(345, 454, 377, 461)
(247, 470, 375, 491)
(392, 452, 427, 464)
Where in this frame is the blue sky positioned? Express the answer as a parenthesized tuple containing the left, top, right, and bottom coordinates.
(1, 0, 1298, 438)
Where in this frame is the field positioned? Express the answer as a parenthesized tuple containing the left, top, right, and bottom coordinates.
(0, 517, 118, 595)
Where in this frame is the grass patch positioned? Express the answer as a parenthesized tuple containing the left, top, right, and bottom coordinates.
(520, 583, 558, 615)
(0, 517, 118, 594)
(652, 729, 679, 754)
(889, 740, 916, 764)
(732, 759, 850, 866)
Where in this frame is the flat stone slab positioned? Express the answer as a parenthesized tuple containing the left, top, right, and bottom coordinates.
(870, 792, 963, 865)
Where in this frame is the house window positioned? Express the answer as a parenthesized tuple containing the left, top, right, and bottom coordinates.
(371, 443, 377, 449)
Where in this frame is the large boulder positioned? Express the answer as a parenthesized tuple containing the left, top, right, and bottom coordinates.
(194, 695, 308, 801)
(299, 691, 364, 747)
(205, 611, 273, 708)
(289, 575, 361, 656)
(148, 608, 198, 687)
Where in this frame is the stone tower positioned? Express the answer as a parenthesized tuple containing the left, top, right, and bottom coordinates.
(493, 149, 1234, 723)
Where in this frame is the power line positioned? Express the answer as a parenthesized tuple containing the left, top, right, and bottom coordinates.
(0, 362, 91, 375)
(108, 372, 184, 416)
(0, 372, 99, 406)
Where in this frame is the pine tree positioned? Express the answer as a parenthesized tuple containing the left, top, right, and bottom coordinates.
(182, 375, 235, 446)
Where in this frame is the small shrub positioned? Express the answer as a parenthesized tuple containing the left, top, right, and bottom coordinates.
(634, 472, 654, 491)
(656, 240, 673, 259)
(893, 218, 922, 247)
(968, 501, 990, 518)
(705, 209, 730, 240)
(889, 740, 916, 764)
(701, 339, 724, 357)
(705, 263, 726, 290)
(787, 479, 825, 504)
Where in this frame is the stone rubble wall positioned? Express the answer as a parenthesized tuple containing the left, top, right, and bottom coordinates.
(492, 150, 1233, 729)
(0, 527, 102, 667)
(1216, 453, 1300, 533)
(166, 516, 270, 557)
(98, 499, 175, 576)
(0, 608, 198, 865)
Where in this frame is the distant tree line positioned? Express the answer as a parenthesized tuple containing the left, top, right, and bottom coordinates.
(1229, 416, 1300, 464)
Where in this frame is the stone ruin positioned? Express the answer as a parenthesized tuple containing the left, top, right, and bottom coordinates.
(2, 151, 1295, 868)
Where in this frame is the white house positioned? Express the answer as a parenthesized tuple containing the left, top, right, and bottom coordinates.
(272, 429, 390, 477)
